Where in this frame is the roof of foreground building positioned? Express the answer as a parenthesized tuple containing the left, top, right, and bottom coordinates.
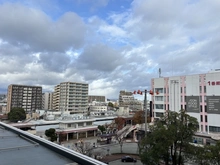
(0, 122, 107, 165)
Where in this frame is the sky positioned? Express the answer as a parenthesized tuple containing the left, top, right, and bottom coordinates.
(0, 0, 220, 100)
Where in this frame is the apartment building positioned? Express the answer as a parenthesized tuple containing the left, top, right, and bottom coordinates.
(53, 82, 89, 114)
(7, 84, 42, 113)
(42, 92, 53, 110)
(88, 95, 106, 103)
(151, 70, 220, 133)
(119, 90, 142, 111)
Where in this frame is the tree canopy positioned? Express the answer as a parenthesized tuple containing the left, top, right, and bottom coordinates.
(8, 107, 26, 122)
(45, 128, 57, 142)
(108, 102, 114, 107)
(139, 110, 198, 165)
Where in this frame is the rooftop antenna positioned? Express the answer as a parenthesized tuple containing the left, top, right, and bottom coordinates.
(159, 68, 161, 78)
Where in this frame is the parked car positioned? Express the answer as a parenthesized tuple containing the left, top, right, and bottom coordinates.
(121, 155, 137, 162)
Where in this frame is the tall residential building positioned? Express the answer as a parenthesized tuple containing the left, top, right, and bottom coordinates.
(7, 84, 42, 113)
(88, 95, 106, 103)
(42, 92, 53, 110)
(119, 90, 142, 111)
(151, 70, 220, 133)
(53, 82, 89, 114)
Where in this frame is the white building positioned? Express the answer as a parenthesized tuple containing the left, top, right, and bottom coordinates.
(53, 82, 89, 114)
(42, 92, 53, 110)
(151, 70, 220, 133)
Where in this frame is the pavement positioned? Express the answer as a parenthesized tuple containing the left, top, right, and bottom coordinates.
(61, 137, 141, 163)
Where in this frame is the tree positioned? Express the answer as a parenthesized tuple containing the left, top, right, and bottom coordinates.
(114, 117, 125, 130)
(98, 125, 106, 134)
(132, 110, 145, 124)
(8, 107, 26, 122)
(74, 140, 94, 156)
(139, 110, 198, 165)
(108, 102, 114, 107)
(45, 128, 57, 142)
(205, 141, 220, 165)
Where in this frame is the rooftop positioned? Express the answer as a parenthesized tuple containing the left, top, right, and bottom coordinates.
(0, 122, 107, 165)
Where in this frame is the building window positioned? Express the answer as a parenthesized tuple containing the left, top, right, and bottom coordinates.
(199, 86, 202, 93)
(199, 96, 202, 103)
(205, 115, 207, 122)
(155, 88, 163, 93)
(200, 115, 203, 122)
(155, 96, 163, 101)
(209, 126, 220, 133)
(155, 112, 163, 117)
(205, 106, 207, 112)
(204, 86, 206, 93)
(155, 104, 164, 109)
(184, 87, 186, 93)
(200, 105, 202, 112)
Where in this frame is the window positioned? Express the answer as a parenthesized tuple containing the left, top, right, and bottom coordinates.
(209, 126, 220, 133)
(164, 88, 166, 93)
(204, 86, 206, 93)
(155, 88, 163, 93)
(205, 115, 207, 122)
(199, 86, 202, 93)
(155, 112, 164, 117)
(200, 115, 203, 122)
(200, 105, 202, 112)
(205, 106, 207, 112)
(155, 104, 164, 109)
(155, 96, 163, 101)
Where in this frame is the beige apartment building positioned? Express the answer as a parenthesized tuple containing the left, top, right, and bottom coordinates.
(53, 82, 89, 114)
(7, 84, 42, 114)
(42, 92, 53, 110)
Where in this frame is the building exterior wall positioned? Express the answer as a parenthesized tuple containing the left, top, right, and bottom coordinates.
(151, 70, 220, 133)
(42, 92, 53, 110)
(53, 82, 89, 113)
(119, 90, 142, 111)
(88, 95, 106, 103)
(6, 84, 42, 113)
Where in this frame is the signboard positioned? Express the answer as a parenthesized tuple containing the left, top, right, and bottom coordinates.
(186, 96, 200, 113)
(207, 96, 220, 114)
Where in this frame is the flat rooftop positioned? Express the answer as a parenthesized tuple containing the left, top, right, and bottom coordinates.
(0, 126, 74, 165)
(0, 122, 107, 165)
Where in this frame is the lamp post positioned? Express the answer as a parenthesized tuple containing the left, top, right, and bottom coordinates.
(133, 89, 159, 137)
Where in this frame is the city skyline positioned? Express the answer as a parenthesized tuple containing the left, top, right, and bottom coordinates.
(0, 0, 220, 99)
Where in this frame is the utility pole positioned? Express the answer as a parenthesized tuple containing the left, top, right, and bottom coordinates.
(133, 89, 159, 137)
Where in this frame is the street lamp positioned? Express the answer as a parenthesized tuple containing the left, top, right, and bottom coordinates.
(133, 89, 159, 137)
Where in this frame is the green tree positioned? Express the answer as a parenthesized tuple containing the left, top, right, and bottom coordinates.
(45, 128, 57, 142)
(207, 141, 220, 165)
(139, 110, 198, 165)
(108, 102, 114, 107)
(8, 107, 26, 122)
(98, 125, 106, 134)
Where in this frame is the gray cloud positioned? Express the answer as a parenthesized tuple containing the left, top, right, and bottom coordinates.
(0, 3, 86, 52)
(77, 44, 123, 72)
(1, 0, 220, 99)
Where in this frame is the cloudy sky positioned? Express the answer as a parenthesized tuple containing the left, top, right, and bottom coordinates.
(0, 0, 220, 99)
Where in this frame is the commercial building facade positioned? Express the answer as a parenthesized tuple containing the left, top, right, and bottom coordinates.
(53, 82, 89, 113)
(7, 84, 42, 113)
(151, 70, 220, 133)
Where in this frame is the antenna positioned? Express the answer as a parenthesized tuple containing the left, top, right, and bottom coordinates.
(159, 68, 161, 78)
